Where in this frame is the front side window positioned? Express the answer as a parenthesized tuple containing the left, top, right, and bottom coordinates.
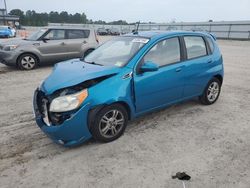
(67, 30, 90, 39)
(144, 37, 181, 67)
(184, 36, 207, 59)
(44, 29, 65, 40)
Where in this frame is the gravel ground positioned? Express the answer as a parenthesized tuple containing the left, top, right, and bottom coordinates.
(0, 39, 250, 188)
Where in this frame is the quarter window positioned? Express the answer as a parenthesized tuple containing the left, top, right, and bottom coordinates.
(67, 30, 90, 39)
(184, 36, 207, 59)
(144, 37, 181, 67)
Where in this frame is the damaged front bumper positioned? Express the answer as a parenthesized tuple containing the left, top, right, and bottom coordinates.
(33, 88, 93, 147)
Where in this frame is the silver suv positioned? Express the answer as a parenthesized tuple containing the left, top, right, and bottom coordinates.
(0, 27, 99, 70)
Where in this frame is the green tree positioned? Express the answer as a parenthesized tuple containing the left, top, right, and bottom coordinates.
(9, 9, 25, 25)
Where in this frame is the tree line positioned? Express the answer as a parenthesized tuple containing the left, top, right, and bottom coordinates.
(9, 9, 130, 26)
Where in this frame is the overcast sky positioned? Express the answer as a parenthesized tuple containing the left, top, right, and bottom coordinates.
(3, 0, 250, 23)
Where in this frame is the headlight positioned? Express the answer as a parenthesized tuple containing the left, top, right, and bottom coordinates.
(4, 45, 18, 51)
(49, 89, 88, 112)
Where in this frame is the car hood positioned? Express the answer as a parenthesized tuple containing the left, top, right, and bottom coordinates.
(41, 59, 121, 95)
(1, 38, 35, 46)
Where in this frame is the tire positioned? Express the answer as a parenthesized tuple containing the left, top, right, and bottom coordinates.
(199, 77, 222, 105)
(89, 104, 128, 143)
(17, 54, 38, 70)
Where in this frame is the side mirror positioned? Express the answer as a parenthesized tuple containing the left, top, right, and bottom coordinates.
(140, 61, 159, 73)
(42, 38, 50, 43)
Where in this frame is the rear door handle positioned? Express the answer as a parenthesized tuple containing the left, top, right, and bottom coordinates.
(60, 42, 65, 45)
(175, 68, 182, 72)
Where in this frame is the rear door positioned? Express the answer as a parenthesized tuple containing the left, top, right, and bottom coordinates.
(182, 35, 213, 98)
(37, 29, 69, 62)
(134, 37, 186, 113)
(65, 29, 90, 58)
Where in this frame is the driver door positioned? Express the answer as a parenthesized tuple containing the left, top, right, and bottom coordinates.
(37, 29, 69, 62)
(134, 37, 186, 113)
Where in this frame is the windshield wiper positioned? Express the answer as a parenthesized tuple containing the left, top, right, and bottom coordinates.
(84, 61, 103, 66)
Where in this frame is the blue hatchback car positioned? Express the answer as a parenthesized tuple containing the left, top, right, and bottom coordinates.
(0, 26, 12, 38)
(33, 31, 224, 146)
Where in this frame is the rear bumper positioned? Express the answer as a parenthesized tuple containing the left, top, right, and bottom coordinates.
(33, 89, 93, 147)
(0, 50, 18, 66)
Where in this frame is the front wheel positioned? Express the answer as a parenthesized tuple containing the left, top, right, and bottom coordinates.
(199, 77, 222, 105)
(89, 104, 128, 143)
(17, 54, 38, 70)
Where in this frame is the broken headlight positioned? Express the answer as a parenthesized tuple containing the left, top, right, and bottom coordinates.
(49, 89, 88, 113)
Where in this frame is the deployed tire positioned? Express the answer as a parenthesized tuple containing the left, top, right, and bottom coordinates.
(17, 54, 38, 70)
(200, 77, 222, 105)
(89, 104, 128, 143)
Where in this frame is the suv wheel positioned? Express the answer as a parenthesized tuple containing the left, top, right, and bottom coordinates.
(200, 77, 221, 105)
(90, 104, 128, 143)
(17, 54, 38, 70)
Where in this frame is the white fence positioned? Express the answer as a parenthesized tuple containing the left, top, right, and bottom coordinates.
(24, 21, 250, 40)
(138, 21, 250, 40)
(48, 23, 136, 34)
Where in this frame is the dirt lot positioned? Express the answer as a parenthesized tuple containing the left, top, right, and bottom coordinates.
(0, 39, 250, 188)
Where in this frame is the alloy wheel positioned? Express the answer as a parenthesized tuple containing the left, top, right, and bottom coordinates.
(99, 110, 125, 138)
(207, 81, 220, 102)
(21, 56, 36, 70)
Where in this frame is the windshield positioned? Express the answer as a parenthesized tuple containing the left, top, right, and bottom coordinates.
(26, 29, 48, 41)
(84, 36, 149, 67)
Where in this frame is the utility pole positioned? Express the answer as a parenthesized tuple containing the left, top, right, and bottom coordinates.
(4, 0, 8, 13)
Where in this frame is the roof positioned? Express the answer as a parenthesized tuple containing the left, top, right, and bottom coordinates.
(125, 30, 210, 39)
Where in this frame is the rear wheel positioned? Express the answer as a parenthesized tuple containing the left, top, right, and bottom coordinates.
(17, 54, 38, 70)
(89, 104, 128, 143)
(200, 77, 221, 105)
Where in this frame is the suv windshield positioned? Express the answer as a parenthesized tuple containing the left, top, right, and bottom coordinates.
(84, 36, 149, 67)
(26, 29, 48, 41)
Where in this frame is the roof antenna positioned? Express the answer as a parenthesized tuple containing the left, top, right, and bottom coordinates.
(132, 21, 140, 35)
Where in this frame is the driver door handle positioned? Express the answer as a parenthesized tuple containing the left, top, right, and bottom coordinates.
(175, 65, 185, 72)
(60, 42, 65, 45)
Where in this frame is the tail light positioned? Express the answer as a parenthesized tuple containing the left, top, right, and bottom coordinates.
(94, 30, 99, 44)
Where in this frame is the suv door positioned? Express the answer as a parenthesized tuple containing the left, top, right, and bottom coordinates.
(65, 29, 91, 58)
(182, 36, 212, 98)
(134, 37, 186, 113)
(37, 29, 69, 62)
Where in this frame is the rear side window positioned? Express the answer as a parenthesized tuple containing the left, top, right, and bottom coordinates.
(144, 37, 181, 67)
(184, 36, 207, 59)
(206, 37, 215, 53)
(67, 30, 90, 39)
